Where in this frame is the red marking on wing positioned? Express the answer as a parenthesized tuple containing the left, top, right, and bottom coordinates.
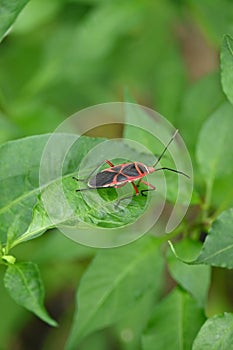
(89, 162, 154, 188)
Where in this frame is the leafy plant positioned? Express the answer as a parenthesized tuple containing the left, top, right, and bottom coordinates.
(0, 1, 233, 350)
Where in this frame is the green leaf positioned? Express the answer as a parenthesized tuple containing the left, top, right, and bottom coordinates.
(31, 230, 96, 264)
(167, 239, 211, 307)
(178, 72, 225, 157)
(0, 134, 152, 250)
(0, 134, 51, 248)
(0, 268, 28, 348)
(192, 313, 233, 350)
(66, 236, 163, 349)
(221, 35, 233, 105)
(196, 101, 233, 181)
(3, 261, 57, 326)
(114, 289, 158, 350)
(0, 0, 30, 42)
(142, 288, 205, 350)
(194, 208, 233, 268)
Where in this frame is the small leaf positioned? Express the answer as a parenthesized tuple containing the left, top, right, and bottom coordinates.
(142, 287, 205, 350)
(3, 261, 57, 326)
(2, 254, 16, 264)
(196, 101, 233, 181)
(221, 34, 233, 105)
(192, 313, 233, 350)
(167, 239, 211, 307)
(66, 236, 163, 349)
(194, 208, 233, 268)
(0, 0, 30, 42)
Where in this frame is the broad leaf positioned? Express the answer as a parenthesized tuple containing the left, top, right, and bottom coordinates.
(167, 239, 211, 307)
(194, 208, 233, 268)
(66, 236, 163, 349)
(221, 34, 233, 105)
(192, 313, 233, 350)
(196, 101, 233, 181)
(3, 261, 57, 326)
(0, 0, 30, 42)
(114, 289, 158, 350)
(178, 72, 224, 157)
(0, 134, 51, 248)
(142, 287, 205, 350)
(0, 134, 153, 250)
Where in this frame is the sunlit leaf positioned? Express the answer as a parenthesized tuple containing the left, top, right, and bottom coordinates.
(0, 134, 154, 250)
(0, 0, 30, 42)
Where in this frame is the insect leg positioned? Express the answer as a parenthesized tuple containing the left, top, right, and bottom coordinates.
(75, 187, 103, 192)
(115, 181, 138, 208)
(139, 180, 156, 196)
(76, 187, 95, 192)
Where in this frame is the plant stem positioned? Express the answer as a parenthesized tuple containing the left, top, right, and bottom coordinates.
(202, 176, 214, 227)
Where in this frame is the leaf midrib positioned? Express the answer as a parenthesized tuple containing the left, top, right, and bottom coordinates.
(0, 172, 74, 215)
(198, 243, 233, 263)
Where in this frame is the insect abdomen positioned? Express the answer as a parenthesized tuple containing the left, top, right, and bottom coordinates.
(88, 162, 150, 188)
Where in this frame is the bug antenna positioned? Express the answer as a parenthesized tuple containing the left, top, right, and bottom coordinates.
(155, 167, 190, 178)
(153, 129, 179, 168)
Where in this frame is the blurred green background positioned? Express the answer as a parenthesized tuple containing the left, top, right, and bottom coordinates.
(1, 0, 232, 143)
(1, 0, 233, 349)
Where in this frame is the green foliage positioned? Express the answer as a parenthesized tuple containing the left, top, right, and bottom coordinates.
(194, 209, 233, 268)
(167, 239, 210, 307)
(0, 0, 30, 42)
(1, 1, 233, 349)
(221, 35, 233, 105)
(178, 72, 225, 158)
(0, 134, 151, 252)
(196, 102, 233, 180)
(67, 236, 163, 349)
(142, 288, 205, 350)
(192, 313, 233, 350)
(4, 261, 57, 326)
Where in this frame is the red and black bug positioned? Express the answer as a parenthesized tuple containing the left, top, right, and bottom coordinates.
(73, 130, 189, 205)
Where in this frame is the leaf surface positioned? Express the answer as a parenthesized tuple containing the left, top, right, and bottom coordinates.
(194, 208, 233, 268)
(167, 239, 211, 307)
(221, 34, 233, 105)
(0, 0, 30, 42)
(4, 261, 57, 326)
(192, 313, 233, 350)
(0, 134, 152, 249)
(142, 288, 205, 350)
(66, 236, 163, 349)
(196, 102, 233, 181)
